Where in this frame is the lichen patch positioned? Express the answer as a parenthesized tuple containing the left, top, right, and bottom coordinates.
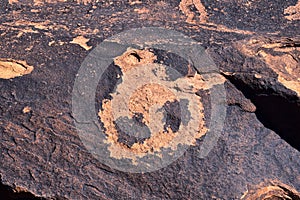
(0, 59, 34, 79)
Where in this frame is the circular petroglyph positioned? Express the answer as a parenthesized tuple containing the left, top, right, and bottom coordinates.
(99, 61, 206, 162)
(72, 27, 227, 173)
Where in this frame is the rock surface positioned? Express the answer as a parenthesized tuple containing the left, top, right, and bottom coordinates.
(0, 0, 299, 199)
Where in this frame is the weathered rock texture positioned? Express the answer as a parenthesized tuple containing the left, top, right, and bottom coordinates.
(0, 0, 299, 199)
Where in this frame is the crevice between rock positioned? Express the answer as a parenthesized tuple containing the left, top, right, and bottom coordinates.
(0, 178, 44, 200)
(224, 74, 300, 152)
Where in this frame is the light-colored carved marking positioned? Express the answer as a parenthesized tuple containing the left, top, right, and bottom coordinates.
(179, 0, 255, 35)
(1, 19, 99, 41)
(3, 2, 254, 37)
(114, 48, 157, 73)
(284, 1, 300, 21)
(198, 23, 255, 35)
(129, 0, 142, 6)
(179, 0, 208, 24)
(98, 49, 209, 163)
(128, 84, 176, 125)
(134, 7, 150, 14)
(241, 181, 300, 199)
(4, 20, 51, 30)
(9, 0, 94, 5)
(22, 106, 31, 113)
(70, 36, 92, 51)
(0, 59, 34, 79)
(235, 37, 300, 96)
(192, 73, 226, 91)
(258, 50, 300, 96)
(8, 0, 18, 4)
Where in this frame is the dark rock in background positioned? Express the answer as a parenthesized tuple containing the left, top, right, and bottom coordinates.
(0, 0, 8, 13)
(0, 0, 299, 199)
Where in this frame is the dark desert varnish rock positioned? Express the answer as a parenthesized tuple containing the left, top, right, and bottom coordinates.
(0, 0, 299, 199)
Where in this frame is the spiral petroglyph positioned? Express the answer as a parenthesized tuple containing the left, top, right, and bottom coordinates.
(72, 27, 227, 173)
